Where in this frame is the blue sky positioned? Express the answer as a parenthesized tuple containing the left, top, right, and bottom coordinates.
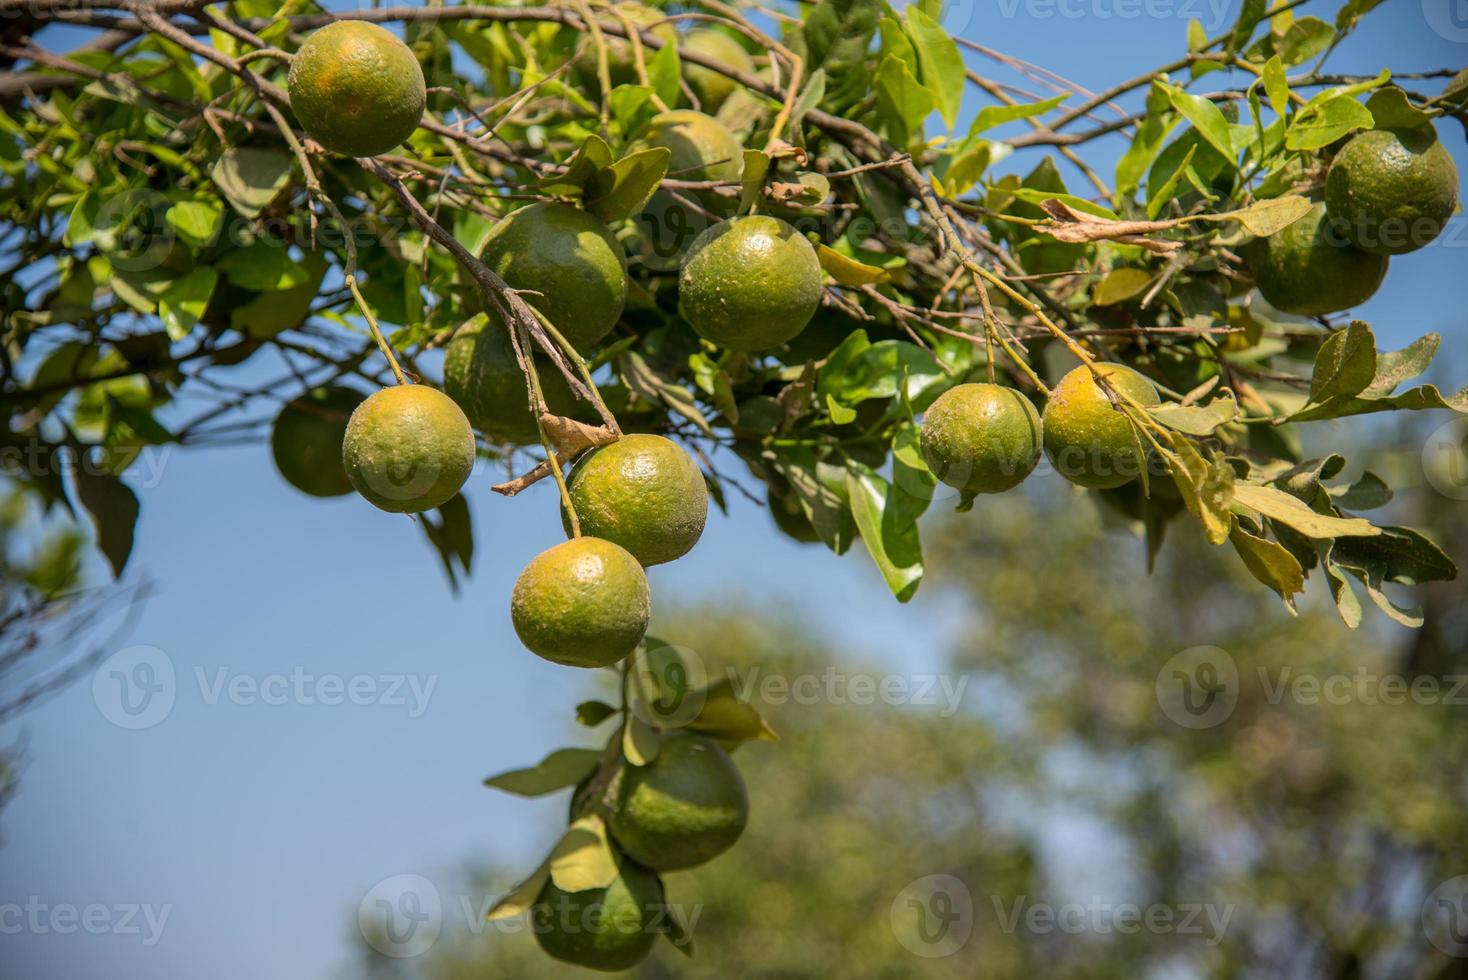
(2, 2, 1465, 978)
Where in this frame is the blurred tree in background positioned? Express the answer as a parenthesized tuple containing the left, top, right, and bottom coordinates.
(351, 425, 1468, 979)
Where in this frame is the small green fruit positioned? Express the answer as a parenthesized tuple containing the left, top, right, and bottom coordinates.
(1241, 203, 1388, 316)
(682, 30, 755, 110)
(342, 384, 475, 513)
(271, 386, 364, 497)
(1042, 364, 1160, 490)
(610, 733, 749, 870)
(678, 215, 822, 352)
(287, 22, 425, 157)
(442, 313, 579, 445)
(920, 383, 1042, 494)
(479, 202, 628, 351)
(564, 434, 708, 566)
(1325, 127, 1459, 255)
(533, 858, 662, 972)
(511, 537, 650, 668)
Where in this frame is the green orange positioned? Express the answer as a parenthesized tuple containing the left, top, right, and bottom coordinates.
(632, 111, 746, 269)
(920, 383, 1042, 494)
(575, 2, 676, 88)
(287, 22, 425, 157)
(510, 537, 650, 668)
(1242, 203, 1388, 317)
(442, 313, 579, 445)
(609, 733, 748, 870)
(678, 215, 823, 352)
(1042, 364, 1159, 490)
(563, 434, 708, 566)
(479, 202, 627, 352)
(532, 858, 662, 972)
(1325, 127, 1459, 255)
(341, 384, 475, 513)
(270, 386, 364, 497)
(682, 30, 755, 111)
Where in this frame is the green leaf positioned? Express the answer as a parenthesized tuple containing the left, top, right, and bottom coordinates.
(549, 815, 619, 893)
(1163, 84, 1235, 161)
(418, 493, 473, 593)
(483, 748, 601, 797)
(211, 146, 292, 218)
(1335, 0, 1387, 30)
(798, 0, 882, 112)
(685, 677, 778, 742)
(1330, 472, 1392, 511)
(72, 466, 139, 577)
(1163, 433, 1233, 545)
(575, 700, 618, 727)
(1228, 0, 1268, 52)
(1287, 330, 1468, 420)
(789, 69, 826, 143)
(1092, 267, 1153, 307)
(216, 240, 312, 291)
(1332, 526, 1457, 586)
(165, 199, 221, 247)
(776, 448, 856, 555)
(539, 134, 613, 195)
(486, 861, 551, 922)
(647, 34, 680, 108)
(158, 266, 217, 340)
(816, 243, 889, 285)
(1231, 483, 1379, 539)
(1308, 321, 1376, 404)
(738, 149, 771, 215)
(1263, 56, 1290, 119)
(1116, 83, 1176, 197)
(622, 716, 660, 766)
(1274, 16, 1334, 66)
(819, 339, 944, 408)
(1285, 95, 1374, 151)
(231, 250, 329, 338)
(584, 146, 670, 223)
(1201, 194, 1312, 237)
(903, 7, 964, 130)
(1229, 519, 1305, 613)
(1146, 142, 1197, 221)
(662, 898, 697, 957)
(619, 351, 713, 436)
(845, 461, 924, 602)
(967, 93, 1069, 140)
(1365, 86, 1434, 131)
(875, 55, 938, 144)
(1148, 391, 1238, 435)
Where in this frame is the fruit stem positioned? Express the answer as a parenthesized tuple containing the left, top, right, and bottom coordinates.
(346, 273, 409, 386)
(521, 326, 582, 536)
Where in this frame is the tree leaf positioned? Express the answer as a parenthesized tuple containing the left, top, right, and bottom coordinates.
(1331, 526, 1457, 585)
(1162, 432, 1233, 545)
(738, 149, 770, 214)
(72, 465, 139, 577)
(1148, 391, 1238, 435)
(1092, 267, 1153, 307)
(967, 93, 1068, 140)
(165, 198, 221, 247)
(575, 700, 618, 727)
(584, 146, 670, 223)
(622, 716, 660, 766)
(1309, 321, 1376, 404)
(776, 448, 856, 555)
(1285, 95, 1373, 151)
(903, 6, 963, 130)
(1201, 194, 1312, 237)
(158, 266, 217, 340)
(483, 748, 601, 797)
(798, 0, 882, 112)
(875, 55, 938, 144)
(486, 861, 551, 922)
(845, 460, 923, 602)
(1262, 56, 1289, 119)
(539, 134, 613, 195)
(1365, 86, 1434, 132)
(1229, 519, 1305, 613)
(686, 677, 778, 742)
(1163, 84, 1235, 161)
(211, 146, 292, 218)
(1231, 483, 1380, 539)
(549, 814, 619, 893)
(816, 243, 889, 285)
